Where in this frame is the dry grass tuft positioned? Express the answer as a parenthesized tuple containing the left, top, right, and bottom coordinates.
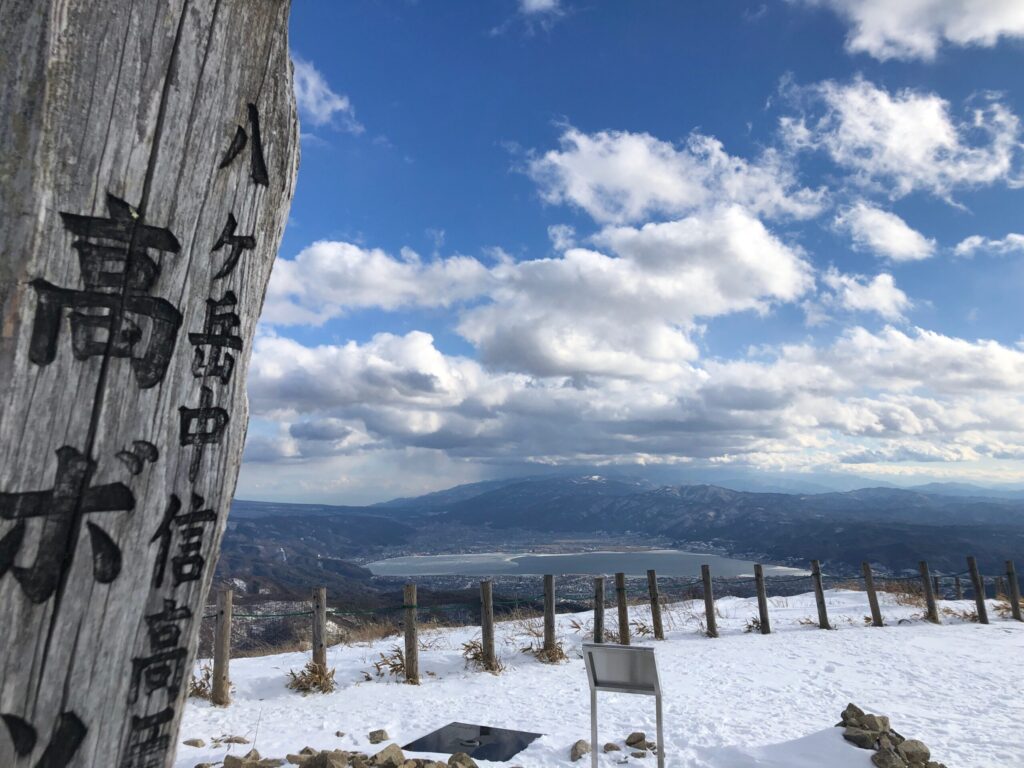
(188, 664, 214, 699)
(521, 637, 568, 664)
(371, 645, 407, 678)
(286, 661, 336, 694)
(941, 606, 979, 622)
(744, 617, 762, 633)
(876, 580, 926, 608)
(462, 638, 504, 674)
(994, 597, 1023, 619)
(630, 618, 654, 637)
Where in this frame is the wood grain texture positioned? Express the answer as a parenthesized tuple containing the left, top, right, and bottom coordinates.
(212, 588, 232, 706)
(919, 561, 940, 624)
(811, 560, 831, 630)
(543, 573, 556, 652)
(312, 586, 327, 671)
(614, 571, 629, 645)
(592, 576, 604, 644)
(480, 580, 496, 672)
(700, 564, 717, 638)
(646, 569, 663, 641)
(403, 583, 419, 685)
(753, 563, 771, 635)
(862, 561, 883, 628)
(0, 1, 298, 766)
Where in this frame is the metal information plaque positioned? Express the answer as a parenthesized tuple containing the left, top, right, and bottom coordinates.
(583, 642, 665, 767)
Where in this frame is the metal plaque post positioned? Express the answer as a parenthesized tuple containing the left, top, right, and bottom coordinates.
(583, 642, 665, 768)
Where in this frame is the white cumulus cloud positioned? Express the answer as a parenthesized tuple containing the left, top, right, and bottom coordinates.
(821, 268, 912, 321)
(457, 205, 814, 379)
(782, 77, 1021, 200)
(834, 202, 936, 261)
(264, 241, 494, 325)
(954, 232, 1024, 257)
(292, 55, 363, 133)
(798, 0, 1024, 61)
(520, 0, 560, 13)
(528, 128, 825, 225)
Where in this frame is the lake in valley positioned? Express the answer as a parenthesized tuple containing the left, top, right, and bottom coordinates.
(367, 549, 806, 578)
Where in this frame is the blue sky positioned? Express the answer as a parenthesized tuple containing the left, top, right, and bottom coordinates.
(237, 0, 1024, 504)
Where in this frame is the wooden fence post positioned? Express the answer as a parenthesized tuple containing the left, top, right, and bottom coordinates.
(754, 564, 771, 634)
(404, 583, 420, 684)
(701, 564, 718, 638)
(967, 556, 989, 625)
(919, 562, 940, 624)
(811, 560, 831, 630)
(615, 572, 630, 645)
(955, 575, 963, 600)
(212, 588, 233, 706)
(312, 586, 328, 670)
(543, 574, 556, 653)
(594, 577, 606, 644)
(1007, 561, 1023, 621)
(480, 580, 496, 671)
(647, 569, 665, 640)
(862, 562, 883, 627)
(0, 4, 299, 764)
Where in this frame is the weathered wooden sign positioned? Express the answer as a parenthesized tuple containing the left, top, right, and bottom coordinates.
(0, 2, 299, 766)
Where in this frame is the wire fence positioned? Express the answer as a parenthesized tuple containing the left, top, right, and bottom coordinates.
(195, 562, 1017, 659)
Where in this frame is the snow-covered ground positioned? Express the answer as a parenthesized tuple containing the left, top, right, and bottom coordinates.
(177, 590, 1024, 767)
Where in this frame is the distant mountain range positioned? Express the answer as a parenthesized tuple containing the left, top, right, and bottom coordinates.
(224, 475, 1024, 594)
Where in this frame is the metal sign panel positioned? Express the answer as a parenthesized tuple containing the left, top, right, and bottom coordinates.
(583, 642, 665, 768)
(584, 642, 661, 696)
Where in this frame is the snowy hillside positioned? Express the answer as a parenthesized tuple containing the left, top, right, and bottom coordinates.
(177, 591, 1024, 767)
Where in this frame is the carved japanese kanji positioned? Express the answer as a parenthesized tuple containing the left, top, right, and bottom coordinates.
(150, 494, 217, 588)
(30, 195, 183, 388)
(1, 712, 87, 768)
(0, 447, 134, 603)
(178, 387, 230, 482)
(189, 292, 242, 382)
(218, 103, 269, 186)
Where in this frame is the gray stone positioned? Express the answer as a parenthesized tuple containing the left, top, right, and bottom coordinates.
(369, 730, 390, 745)
(603, 743, 621, 752)
(844, 727, 878, 749)
(183, 739, 206, 748)
(370, 744, 406, 768)
(897, 740, 930, 763)
(872, 749, 909, 768)
(631, 751, 647, 758)
(861, 715, 890, 733)
(305, 752, 348, 768)
(625, 732, 647, 747)
(570, 740, 591, 761)
(448, 753, 478, 768)
(842, 703, 866, 726)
